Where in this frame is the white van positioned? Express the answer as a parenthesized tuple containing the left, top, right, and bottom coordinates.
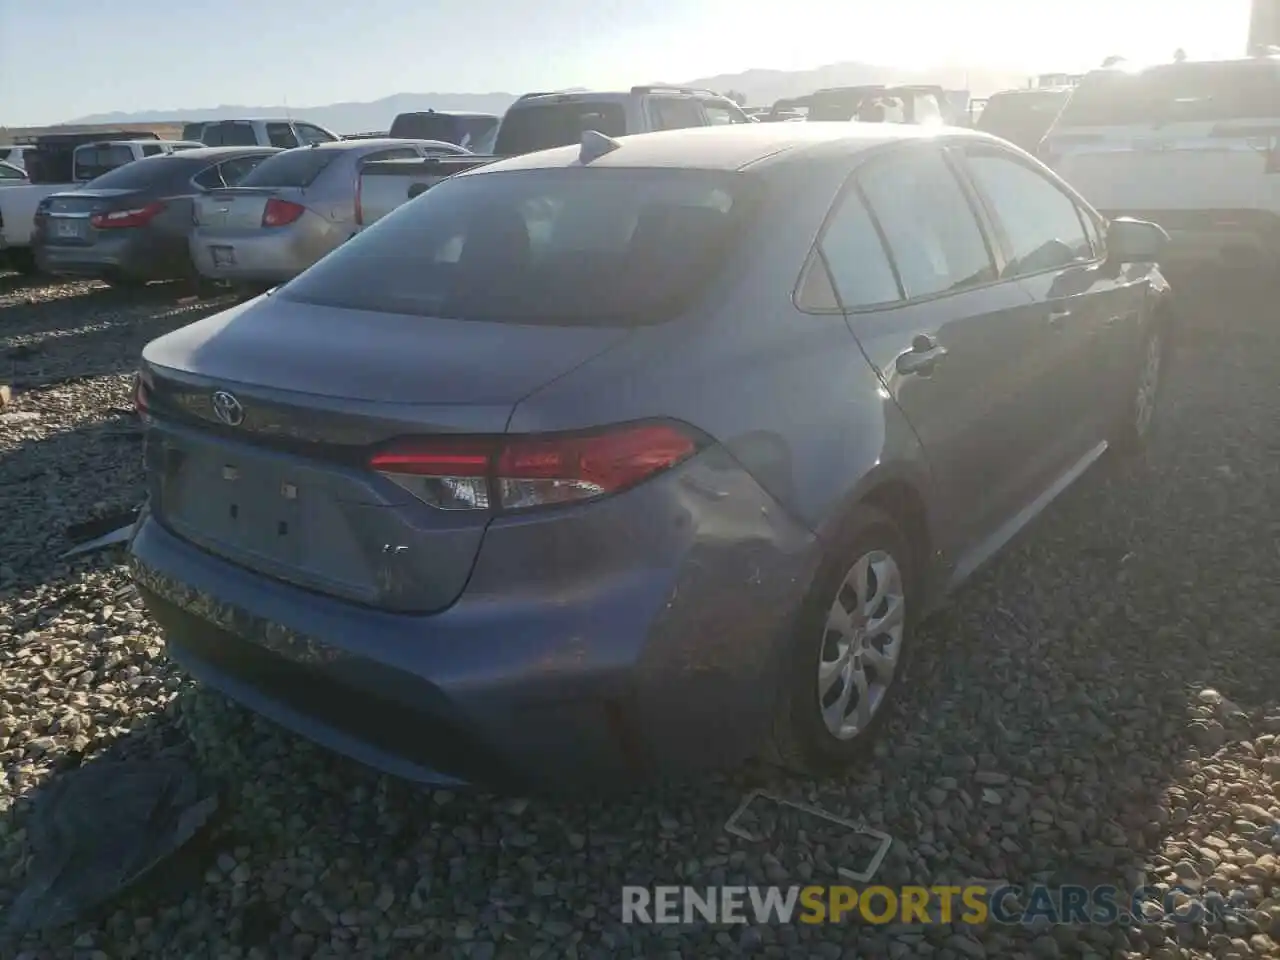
(1041, 56, 1280, 270)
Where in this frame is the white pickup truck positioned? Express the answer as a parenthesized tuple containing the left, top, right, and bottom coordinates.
(354, 85, 753, 227)
(1, 138, 197, 273)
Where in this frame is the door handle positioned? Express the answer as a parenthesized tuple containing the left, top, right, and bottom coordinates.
(896, 336, 948, 376)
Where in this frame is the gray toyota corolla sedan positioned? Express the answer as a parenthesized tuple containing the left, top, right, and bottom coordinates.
(129, 123, 1172, 791)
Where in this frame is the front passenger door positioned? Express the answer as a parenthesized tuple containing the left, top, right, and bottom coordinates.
(834, 145, 1050, 565)
(954, 145, 1133, 469)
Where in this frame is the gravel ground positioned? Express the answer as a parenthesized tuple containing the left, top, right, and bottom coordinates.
(1, 270, 1279, 959)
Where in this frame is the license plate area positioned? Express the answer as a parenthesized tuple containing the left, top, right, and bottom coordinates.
(173, 455, 304, 567)
(54, 219, 86, 241)
(211, 245, 236, 267)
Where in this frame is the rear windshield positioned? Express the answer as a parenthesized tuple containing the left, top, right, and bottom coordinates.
(1058, 63, 1280, 127)
(493, 102, 626, 156)
(74, 145, 135, 181)
(182, 123, 205, 142)
(390, 113, 461, 143)
(281, 167, 753, 326)
(203, 122, 259, 147)
(239, 149, 339, 187)
(78, 154, 188, 189)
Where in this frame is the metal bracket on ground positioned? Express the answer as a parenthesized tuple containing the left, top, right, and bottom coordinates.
(723, 789, 893, 884)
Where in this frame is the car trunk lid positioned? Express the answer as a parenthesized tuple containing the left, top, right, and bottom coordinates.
(41, 188, 145, 245)
(194, 186, 306, 232)
(139, 293, 632, 612)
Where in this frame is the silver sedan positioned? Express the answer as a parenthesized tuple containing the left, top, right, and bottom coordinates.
(189, 138, 472, 286)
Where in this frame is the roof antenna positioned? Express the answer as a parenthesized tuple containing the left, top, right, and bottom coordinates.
(579, 129, 621, 164)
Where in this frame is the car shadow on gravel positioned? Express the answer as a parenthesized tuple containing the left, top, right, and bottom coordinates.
(0, 416, 147, 590)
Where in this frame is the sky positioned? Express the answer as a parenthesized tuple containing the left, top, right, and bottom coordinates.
(0, 0, 1256, 126)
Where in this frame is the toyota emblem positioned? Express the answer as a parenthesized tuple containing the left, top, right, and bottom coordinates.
(211, 390, 245, 427)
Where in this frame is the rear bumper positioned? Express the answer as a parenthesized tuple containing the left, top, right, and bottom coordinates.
(189, 218, 344, 284)
(130, 450, 821, 791)
(1100, 209, 1280, 268)
(34, 232, 184, 281)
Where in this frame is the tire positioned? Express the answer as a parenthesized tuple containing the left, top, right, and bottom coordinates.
(1109, 321, 1167, 456)
(769, 504, 916, 776)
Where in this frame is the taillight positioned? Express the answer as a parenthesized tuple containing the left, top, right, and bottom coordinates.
(133, 371, 151, 416)
(354, 176, 363, 226)
(262, 198, 305, 227)
(91, 202, 166, 230)
(368, 422, 703, 512)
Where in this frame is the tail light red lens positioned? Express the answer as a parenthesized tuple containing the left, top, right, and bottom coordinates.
(354, 176, 363, 226)
(262, 198, 305, 227)
(133, 371, 151, 415)
(91, 201, 166, 230)
(368, 422, 702, 512)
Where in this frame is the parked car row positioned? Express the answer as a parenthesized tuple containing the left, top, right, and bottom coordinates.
(27, 138, 468, 289)
(8, 54, 1277, 293)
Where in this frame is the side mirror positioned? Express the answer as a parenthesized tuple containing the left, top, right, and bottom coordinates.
(1106, 217, 1169, 264)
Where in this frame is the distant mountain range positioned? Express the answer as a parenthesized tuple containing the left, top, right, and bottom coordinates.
(64, 61, 1031, 133)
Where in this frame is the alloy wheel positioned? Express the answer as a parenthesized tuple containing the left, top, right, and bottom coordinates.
(817, 549, 906, 740)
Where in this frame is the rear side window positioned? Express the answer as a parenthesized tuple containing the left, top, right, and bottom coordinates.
(701, 100, 747, 125)
(458, 117, 499, 150)
(74, 145, 135, 181)
(858, 148, 995, 299)
(182, 123, 206, 142)
(651, 98, 705, 130)
(963, 152, 1093, 276)
(193, 165, 226, 190)
(204, 122, 258, 147)
(282, 168, 752, 326)
(239, 149, 339, 187)
(811, 188, 901, 309)
(1059, 62, 1280, 127)
(362, 148, 420, 163)
(494, 102, 627, 155)
(978, 92, 1067, 133)
(267, 123, 299, 148)
(295, 124, 336, 145)
(219, 154, 271, 185)
(911, 94, 943, 124)
(142, 144, 165, 157)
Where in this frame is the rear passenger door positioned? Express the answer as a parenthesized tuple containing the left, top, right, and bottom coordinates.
(953, 144, 1128, 464)
(829, 143, 1053, 566)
